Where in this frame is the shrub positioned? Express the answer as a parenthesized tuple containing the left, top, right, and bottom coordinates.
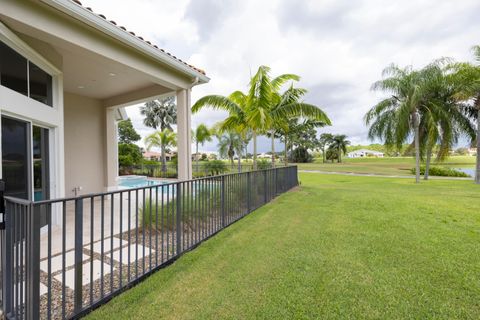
(118, 143, 142, 166)
(257, 159, 271, 170)
(140, 180, 248, 230)
(204, 160, 228, 176)
(411, 166, 470, 177)
(289, 147, 313, 163)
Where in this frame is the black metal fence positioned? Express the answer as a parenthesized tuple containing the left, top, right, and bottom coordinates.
(120, 162, 286, 179)
(0, 166, 298, 319)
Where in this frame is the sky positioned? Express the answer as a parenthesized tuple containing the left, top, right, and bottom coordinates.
(82, 0, 480, 153)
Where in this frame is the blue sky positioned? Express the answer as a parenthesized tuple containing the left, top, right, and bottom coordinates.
(82, 0, 480, 152)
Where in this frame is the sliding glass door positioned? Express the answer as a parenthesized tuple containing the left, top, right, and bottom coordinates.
(2, 116, 50, 201)
(1, 116, 30, 199)
(33, 125, 50, 202)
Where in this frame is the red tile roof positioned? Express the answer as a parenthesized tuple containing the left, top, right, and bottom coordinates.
(70, 0, 206, 76)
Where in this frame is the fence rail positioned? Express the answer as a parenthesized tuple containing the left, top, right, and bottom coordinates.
(0, 166, 298, 319)
(120, 162, 286, 179)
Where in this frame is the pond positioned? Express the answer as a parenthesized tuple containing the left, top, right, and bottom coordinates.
(456, 168, 475, 177)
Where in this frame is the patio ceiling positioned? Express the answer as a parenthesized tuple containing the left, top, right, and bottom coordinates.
(0, 8, 179, 102)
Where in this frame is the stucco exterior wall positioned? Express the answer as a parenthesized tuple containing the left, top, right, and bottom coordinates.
(64, 92, 106, 195)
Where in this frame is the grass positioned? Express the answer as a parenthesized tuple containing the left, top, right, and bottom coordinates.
(87, 173, 480, 319)
(296, 155, 476, 176)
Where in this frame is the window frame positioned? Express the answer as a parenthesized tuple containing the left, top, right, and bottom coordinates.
(0, 22, 61, 109)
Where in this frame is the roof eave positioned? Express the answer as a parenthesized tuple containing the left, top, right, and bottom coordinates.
(40, 0, 210, 85)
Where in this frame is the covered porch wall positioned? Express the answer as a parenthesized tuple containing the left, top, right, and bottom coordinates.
(64, 88, 194, 197)
(1, 0, 203, 198)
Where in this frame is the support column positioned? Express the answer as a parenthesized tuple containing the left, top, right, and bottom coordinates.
(176, 89, 192, 180)
(105, 107, 119, 188)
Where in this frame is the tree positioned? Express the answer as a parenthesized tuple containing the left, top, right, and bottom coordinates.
(118, 119, 141, 144)
(217, 131, 243, 166)
(269, 86, 331, 167)
(118, 143, 142, 167)
(319, 133, 334, 163)
(417, 61, 475, 180)
(328, 134, 351, 163)
(140, 96, 177, 131)
(365, 63, 460, 183)
(193, 66, 330, 170)
(144, 130, 176, 174)
(117, 119, 142, 171)
(450, 45, 480, 184)
(192, 124, 212, 171)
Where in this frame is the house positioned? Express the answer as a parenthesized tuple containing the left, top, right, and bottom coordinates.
(0, 0, 209, 204)
(257, 153, 272, 159)
(192, 151, 218, 161)
(143, 151, 175, 162)
(467, 148, 477, 156)
(347, 149, 384, 158)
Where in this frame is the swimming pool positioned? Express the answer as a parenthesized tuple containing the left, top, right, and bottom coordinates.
(117, 175, 168, 189)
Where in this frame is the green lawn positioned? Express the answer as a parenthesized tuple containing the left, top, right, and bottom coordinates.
(87, 173, 480, 319)
(296, 156, 476, 176)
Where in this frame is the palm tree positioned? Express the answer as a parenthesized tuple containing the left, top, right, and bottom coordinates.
(193, 66, 330, 170)
(217, 131, 243, 166)
(140, 96, 177, 130)
(450, 45, 480, 184)
(144, 129, 176, 174)
(418, 62, 475, 180)
(319, 133, 334, 163)
(365, 63, 445, 183)
(193, 67, 302, 169)
(328, 135, 350, 163)
(269, 86, 331, 167)
(192, 124, 212, 173)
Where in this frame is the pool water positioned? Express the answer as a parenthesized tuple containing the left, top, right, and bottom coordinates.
(118, 175, 167, 189)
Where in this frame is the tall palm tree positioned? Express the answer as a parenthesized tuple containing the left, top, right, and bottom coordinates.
(365, 63, 446, 183)
(144, 129, 176, 174)
(269, 86, 331, 167)
(450, 45, 480, 184)
(140, 96, 177, 130)
(192, 124, 212, 172)
(193, 67, 301, 169)
(328, 135, 350, 163)
(193, 66, 330, 170)
(217, 131, 243, 166)
(419, 62, 475, 180)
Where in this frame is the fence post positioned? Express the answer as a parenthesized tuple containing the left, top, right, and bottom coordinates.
(246, 172, 251, 213)
(294, 166, 298, 186)
(74, 198, 83, 314)
(264, 170, 267, 204)
(274, 168, 278, 196)
(1, 180, 13, 317)
(221, 176, 226, 227)
(26, 202, 40, 320)
(0, 180, 4, 230)
(176, 183, 182, 255)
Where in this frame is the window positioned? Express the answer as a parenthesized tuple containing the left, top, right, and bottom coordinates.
(29, 62, 53, 106)
(0, 40, 28, 96)
(0, 40, 53, 107)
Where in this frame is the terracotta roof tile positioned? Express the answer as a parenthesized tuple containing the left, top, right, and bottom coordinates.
(69, 0, 206, 76)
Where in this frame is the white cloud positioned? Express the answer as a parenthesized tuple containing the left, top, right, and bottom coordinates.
(81, 0, 480, 151)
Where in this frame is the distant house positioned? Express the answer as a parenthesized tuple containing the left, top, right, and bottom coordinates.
(467, 148, 477, 156)
(257, 153, 271, 159)
(347, 149, 384, 158)
(192, 151, 218, 161)
(143, 151, 175, 161)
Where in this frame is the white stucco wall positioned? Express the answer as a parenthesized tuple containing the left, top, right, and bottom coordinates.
(64, 92, 106, 196)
